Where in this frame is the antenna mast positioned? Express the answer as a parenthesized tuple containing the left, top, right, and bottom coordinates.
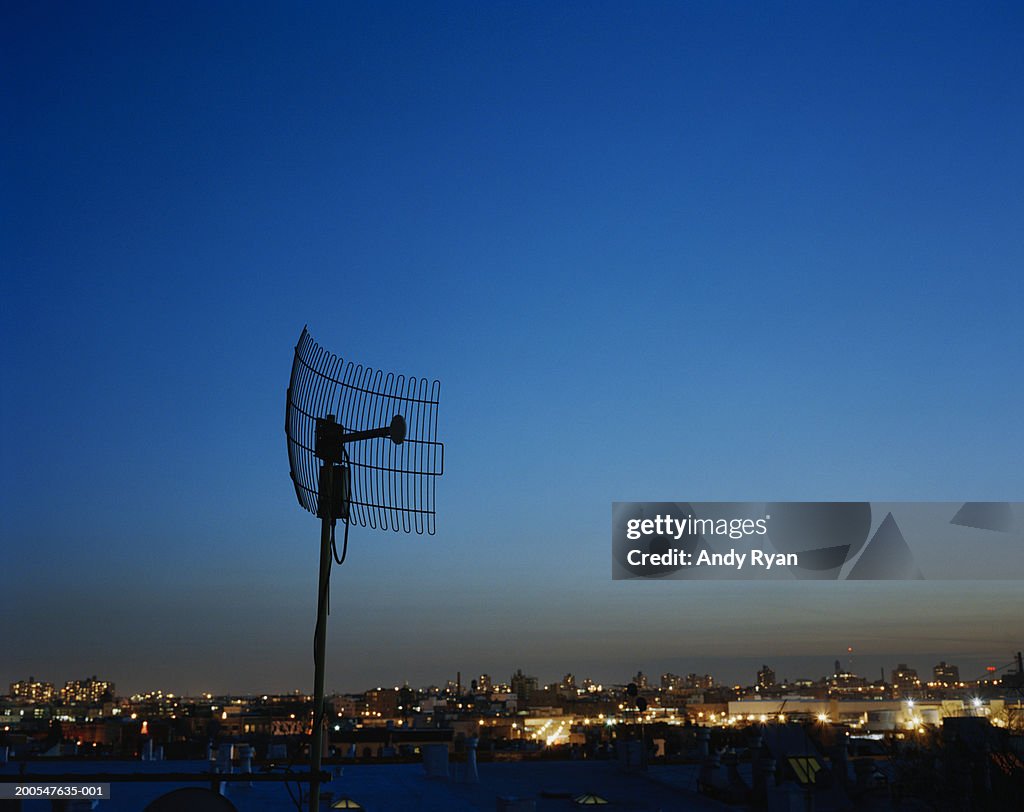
(285, 327, 444, 811)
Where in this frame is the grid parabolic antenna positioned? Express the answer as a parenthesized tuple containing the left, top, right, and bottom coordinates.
(285, 326, 444, 534)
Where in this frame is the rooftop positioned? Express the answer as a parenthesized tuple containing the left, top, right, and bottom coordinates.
(2, 759, 731, 811)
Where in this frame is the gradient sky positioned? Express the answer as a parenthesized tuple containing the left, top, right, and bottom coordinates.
(3, 2, 1022, 695)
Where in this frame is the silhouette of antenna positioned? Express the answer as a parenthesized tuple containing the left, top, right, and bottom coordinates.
(284, 326, 444, 811)
(286, 326, 444, 533)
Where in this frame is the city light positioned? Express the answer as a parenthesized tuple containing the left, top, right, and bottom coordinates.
(5, 657, 1017, 768)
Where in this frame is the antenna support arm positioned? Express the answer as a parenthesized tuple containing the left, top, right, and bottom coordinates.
(315, 415, 405, 464)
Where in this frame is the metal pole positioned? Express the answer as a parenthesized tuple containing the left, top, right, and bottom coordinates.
(309, 465, 334, 812)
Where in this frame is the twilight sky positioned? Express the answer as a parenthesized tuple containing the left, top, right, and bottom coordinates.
(3, 2, 1022, 695)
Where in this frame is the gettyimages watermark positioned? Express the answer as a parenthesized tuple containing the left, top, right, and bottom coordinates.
(611, 502, 1024, 580)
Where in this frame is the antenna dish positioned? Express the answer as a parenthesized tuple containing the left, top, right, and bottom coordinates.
(285, 326, 444, 534)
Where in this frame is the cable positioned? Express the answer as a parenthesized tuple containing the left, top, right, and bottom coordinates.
(330, 453, 352, 566)
(276, 756, 305, 812)
(331, 515, 350, 565)
(285, 769, 303, 812)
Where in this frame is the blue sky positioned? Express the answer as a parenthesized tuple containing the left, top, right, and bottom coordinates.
(3, 2, 1022, 694)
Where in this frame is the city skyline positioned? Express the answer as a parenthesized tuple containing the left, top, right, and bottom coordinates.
(4, 4, 1022, 695)
(7, 647, 1019, 699)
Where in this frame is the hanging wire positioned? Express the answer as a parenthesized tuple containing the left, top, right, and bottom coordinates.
(332, 515, 350, 566)
(331, 447, 352, 567)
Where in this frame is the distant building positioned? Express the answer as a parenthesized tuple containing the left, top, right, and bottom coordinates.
(10, 677, 55, 703)
(510, 670, 538, 701)
(830, 670, 868, 693)
(553, 674, 576, 698)
(891, 664, 921, 694)
(330, 695, 359, 717)
(477, 674, 492, 693)
(686, 673, 714, 689)
(397, 686, 417, 713)
(361, 688, 398, 718)
(933, 661, 960, 685)
(61, 677, 114, 705)
(632, 672, 648, 690)
(661, 673, 683, 691)
(756, 665, 776, 690)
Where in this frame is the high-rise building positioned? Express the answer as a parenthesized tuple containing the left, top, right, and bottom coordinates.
(932, 661, 960, 685)
(477, 674, 492, 693)
(632, 671, 648, 690)
(891, 664, 921, 694)
(756, 665, 776, 690)
(510, 670, 538, 701)
(60, 676, 114, 705)
(10, 677, 55, 703)
(661, 673, 683, 691)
